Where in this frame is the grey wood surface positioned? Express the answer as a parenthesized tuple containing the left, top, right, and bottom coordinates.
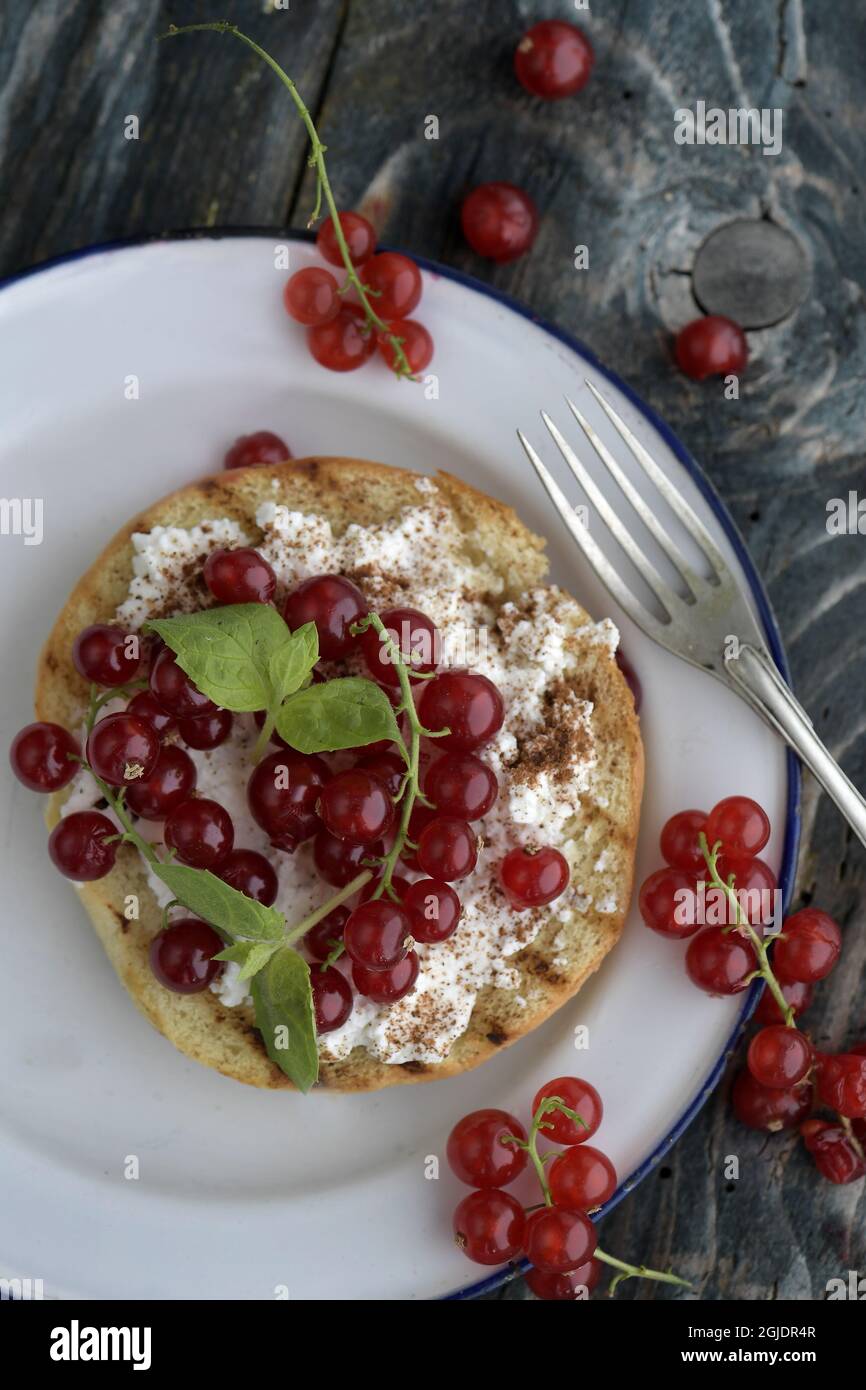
(2, 0, 864, 1301)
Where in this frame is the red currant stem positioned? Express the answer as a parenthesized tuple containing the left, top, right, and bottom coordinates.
(159, 22, 414, 379)
(698, 832, 794, 1027)
(282, 869, 373, 947)
(160, 898, 180, 931)
(252, 708, 277, 764)
(595, 1250, 692, 1295)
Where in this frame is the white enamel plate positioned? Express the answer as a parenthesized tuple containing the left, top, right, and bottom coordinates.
(0, 235, 797, 1300)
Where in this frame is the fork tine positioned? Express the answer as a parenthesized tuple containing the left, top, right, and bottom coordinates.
(516, 429, 672, 643)
(584, 379, 730, 581)
(540, 410, 685, 621)
(564, 396, 711, 600)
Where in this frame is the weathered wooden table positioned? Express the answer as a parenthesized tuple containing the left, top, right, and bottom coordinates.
(3, 0, 863, 1300)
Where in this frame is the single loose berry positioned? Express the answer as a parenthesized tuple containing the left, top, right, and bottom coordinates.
(223, 431, 291, 469)
(218, 848, 278, 906)
(685, 926, 757, 995)
(283, 573, 366, 660)
(85, 711, 160, 787)
(731, 1067, 812, 1132)
(403, 878, 461, 944)
(446, 1109, 528, 1189)
(124, 743, 197, 820)
(72, 624, 142, 687)
(524, 1207, 597, 1275)
(352, 949, 419, 1003)
(461, 182, 539, 262)
(48, 810, 118, 880)
(316, 211, 376, 267)
(149, 918, 223, 993)
(418, 670, 505, 751)
(283, 266, 340, 327)
(203, 547, 276, 605)
(660, 809, 707, 873)
(548, 1145, 617, 1211)
(514, 20, 594, 99)
(638, 866, 699, 938)
(310, 965, 353, 1033)
(453, 1189, 526, 1266)
(533, 1077, 602, 1145)
(360, 252, 423, 319)
(10, 722, 79, 792)
(747, 1025, 813, 1089)
(773, 909, 842, 984)
(500, 846, 569, 909)
(675, 316, 748, 380)
(164, 797, 234, 870)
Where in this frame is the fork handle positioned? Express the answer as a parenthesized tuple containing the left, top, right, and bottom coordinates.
(724, 643, 866, 850)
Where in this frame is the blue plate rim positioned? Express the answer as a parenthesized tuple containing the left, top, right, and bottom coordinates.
(0, 228, 801, 1303)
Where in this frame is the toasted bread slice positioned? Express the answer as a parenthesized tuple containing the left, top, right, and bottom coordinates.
(37, 458, 643, 1091)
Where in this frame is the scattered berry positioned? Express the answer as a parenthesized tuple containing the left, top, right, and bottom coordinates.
(461, 182, 539, 262)
(223, 431, 291, 469)
(247, 750, 328, 850)
(360, 607, 439, 685)
(149, 918, 223, 993)
(816, 1053, 866, 1119)
(499, 846, 570, 909)
(9, 722, 79, 793)
(72, 624, 141, 687)
(203, 547, 276, 605)
(48, 810, 118, 880)
(514, 19, 594, 99)
(675, 316, 748, 380)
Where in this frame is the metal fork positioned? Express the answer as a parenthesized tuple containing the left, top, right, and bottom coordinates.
(518, 379, 866, 849)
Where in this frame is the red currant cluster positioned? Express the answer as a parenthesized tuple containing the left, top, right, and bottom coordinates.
(10, 544, 572, 1038)
(640, 795, 865, 1184)
(448, 1076, 687, 1299)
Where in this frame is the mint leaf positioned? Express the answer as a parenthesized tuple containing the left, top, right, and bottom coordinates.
(155, 862, 284, 942)
(251, 946, 318, 1092)
(145, 605, 315, 713)
(215, 938, 282, 983)
(268, 621, 318, 704)
(275, 676, 401, 753)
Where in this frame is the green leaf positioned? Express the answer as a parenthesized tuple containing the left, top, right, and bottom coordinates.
(155, 862, 284, 942)
(251, 946, 318, 1092)
(215, 938, 282, 983)
(267, 621, 319, 704)
(275, 677, 402, 753)
(145, 605, 310, 713)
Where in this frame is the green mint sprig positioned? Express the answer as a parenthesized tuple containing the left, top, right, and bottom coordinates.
(159, 21, 415, 379)
(504, 1097, 691, 1296)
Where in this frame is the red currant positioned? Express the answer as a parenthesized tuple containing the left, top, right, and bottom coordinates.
(717, 855, 777, 925)
(352, 949, 419, 1003)
(499, 846, 569, 909)
(310, 964, 353, 1033)
(731, 1067, 812, 1131)
(754, 978, 813, 1026)
(514, 20, 594, 99)
(316, 211, 376, 267)
(126, 690, 176, 738)
(149, 918, 223, 993)
(816, 1053, 866, 1118)
(48, 810, 118, 880)
(247, 750, 329, 849)
(283, 573, 366, 660)
(164, 797, 234, 870)
(705, 795, 770, 858)
(357, 872, 412, 904)
(418, 671, 504, 752)
(318, 769, 394, 845)
(85, 712, 160, 787)
(425, 753, 497, 821)
(283, 266, 340, 327)
(72, 624, 142, 687)
(177, 708, 233, 750)
(354, 749, 405, 798)
(533, 1077, 602, 1145)
(685, 926, 757, 995)
(9, 722, 79, 792)
(149, 648, 215, 719)
(313, 830, 381, 887)
(801, 1119, 866, 1184)
(446, 1109, 528, 1188)
(304, 905, 350, 962)
(398, 803, 438, 870)
(675, 316, 748, 380)
(308, 303, 376, 372)
(548, 1145, 617, 1210)
(360, 252, 422, 318)
(223, 430, 291, 470)
(524, 1206, 597, 1275)
(525, 1259, 601, 1300)
(378, 319, 434, 374)
(203, 547, 276, 605)
(453, 1189, 526, 1266)
(403, 878, 461, 944)
(344, 899, 414, 971)
(124, 743, 197, 820)
(747, 1025, 812, 1089)
(660, 809, 707, 873)
(417, 816, 478, 881)
(638, 867, 699, 938)
(360, 607, 439, 686)
(461, 182, 538, 262)
(773, 909, 842, 983)
(217, 848, 278, 906)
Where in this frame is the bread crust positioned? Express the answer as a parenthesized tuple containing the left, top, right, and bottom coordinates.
(37, 457, 643, 1092)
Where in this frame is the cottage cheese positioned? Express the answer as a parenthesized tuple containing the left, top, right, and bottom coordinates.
(74, 481, 619, 1065)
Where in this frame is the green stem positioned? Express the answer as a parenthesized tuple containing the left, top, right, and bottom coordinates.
(283, 870, 372, 947)
(160, 22, 414, 378)
(594, 1248, 692, 1295)
(699, 833, 793, 1026)
(253, 708, 276, 763)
